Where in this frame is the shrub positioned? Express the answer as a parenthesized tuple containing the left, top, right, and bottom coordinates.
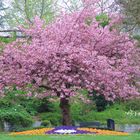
(125, 99, 140, 111)
(40, 112, 61, 126)
(14, 126, 46, 132)
(90, 90, 112, 112)
(17, 97, 55, 115)
(2, 88, 55, 116)
(0, 33, 16, 44)
(37, 98, 55, 113)
(96, 13, 110, 27)
(94, 94, 108, 112)
(0, 98, 12, 108)
(41, 120, 52, 127)
(0, 106, 33, 131)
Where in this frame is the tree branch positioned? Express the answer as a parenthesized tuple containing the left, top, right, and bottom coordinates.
(40, 0, 45, 19)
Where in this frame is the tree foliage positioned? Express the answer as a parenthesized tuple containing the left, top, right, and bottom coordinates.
(117, 0, 140, 32)
(5, 0, 56, 27)
(0, 0, 6, 27)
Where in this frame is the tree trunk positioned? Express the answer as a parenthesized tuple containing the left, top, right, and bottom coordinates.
(60, 98, 72, 126)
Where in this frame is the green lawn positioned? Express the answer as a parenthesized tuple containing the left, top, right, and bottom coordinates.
(0, 134, 140, 140)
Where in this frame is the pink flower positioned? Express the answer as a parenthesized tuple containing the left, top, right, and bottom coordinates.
(0, 1, 139, 102)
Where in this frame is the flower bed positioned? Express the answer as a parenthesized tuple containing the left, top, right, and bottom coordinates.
(45, 126, 96, 135)
(10, 126, 129, 136)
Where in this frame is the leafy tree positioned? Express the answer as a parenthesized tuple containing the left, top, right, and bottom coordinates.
(90, 90, 111, 112)
(0, 0, 6, 27)
(57, 0, 83, 12)
(5, 0, 57, 27)
(116, 0, 140, 32)
(0, 0, 140, 125)
(116, 0, 140, 89)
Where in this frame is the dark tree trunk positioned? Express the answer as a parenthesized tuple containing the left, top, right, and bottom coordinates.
(60, 98, 72, 126)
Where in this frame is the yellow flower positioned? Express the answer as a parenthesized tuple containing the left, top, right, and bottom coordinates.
(10, 127, 129, 136)
(10, 128, 54, 135)
(77, 128, 129, 136)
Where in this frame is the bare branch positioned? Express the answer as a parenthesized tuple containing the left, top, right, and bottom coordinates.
(40, 0, 45, 19)
(24, 0, 32, 23)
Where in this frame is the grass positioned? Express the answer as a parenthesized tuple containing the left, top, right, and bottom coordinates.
(85, 104, 140, 124)
(70, 102, 140, 125)
(0, 35, 16, 44)
(0, 134, 140, 140)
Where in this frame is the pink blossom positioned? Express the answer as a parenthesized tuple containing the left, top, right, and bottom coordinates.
(0, 1, 140, 101)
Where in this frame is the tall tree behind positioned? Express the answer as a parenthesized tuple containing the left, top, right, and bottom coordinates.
(0, 0, 6, 28)
(5, 0, 57, 28)
(59, 0, 119, 13)
(116, 0, 140, 90)
(116, 0, 140, 33)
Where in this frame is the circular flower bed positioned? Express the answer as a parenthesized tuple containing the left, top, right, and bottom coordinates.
(10, 126, 129, 136)
(45, 126, 96, 134)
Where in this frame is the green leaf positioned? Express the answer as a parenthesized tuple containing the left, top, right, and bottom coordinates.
(96, 13, 110, 27)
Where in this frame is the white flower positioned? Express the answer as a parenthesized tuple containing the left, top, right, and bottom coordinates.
(54, 129, 76, 134)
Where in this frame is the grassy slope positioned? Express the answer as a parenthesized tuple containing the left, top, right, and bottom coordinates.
(70, 102, 140, 125)
(85, 104, 140, 124)
(0, 134, 140, 140)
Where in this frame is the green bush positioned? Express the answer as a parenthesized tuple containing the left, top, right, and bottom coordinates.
(71, 100, 98, 125)
(124, 99, 140, 111)
(40, 112, 61, 126)
(71, 102, 140, 125)
(133, 35, 140, 41)
(19, 97, 55, 116)
(14, 126, 46, 132)
(0, 32, 16, 44)
(94, 95, 108, 112)
(96, 13, 110, 27)
(0, 106, 33, 131)
(37, 98, 55, 113)
(19, 98, 41, 116)
(0, 98, 12, 108)
(0, 121, 3, 131)
(41, 120, 52, 127)
(89, 90, 113, 112)
(1, 88, 55, 116)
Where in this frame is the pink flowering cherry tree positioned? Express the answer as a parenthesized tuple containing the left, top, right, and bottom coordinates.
(0, 0, 140, 125)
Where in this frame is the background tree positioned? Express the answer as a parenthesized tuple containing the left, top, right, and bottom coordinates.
(5, 0, 57, 28)
(0, 0, 140, 126)
(0, 0, 6, 28)
(116, 0, 140, 90)
(59, 0, 119, 13)
(116, 0, 140, 33)
(57, 0, 83, 12)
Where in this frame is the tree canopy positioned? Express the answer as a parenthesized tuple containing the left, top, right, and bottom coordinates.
(117, 0, 140, 32)
(5, 0, 56, 27)
(0, 0, 140, 125)
(0, 0, 6, 27)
